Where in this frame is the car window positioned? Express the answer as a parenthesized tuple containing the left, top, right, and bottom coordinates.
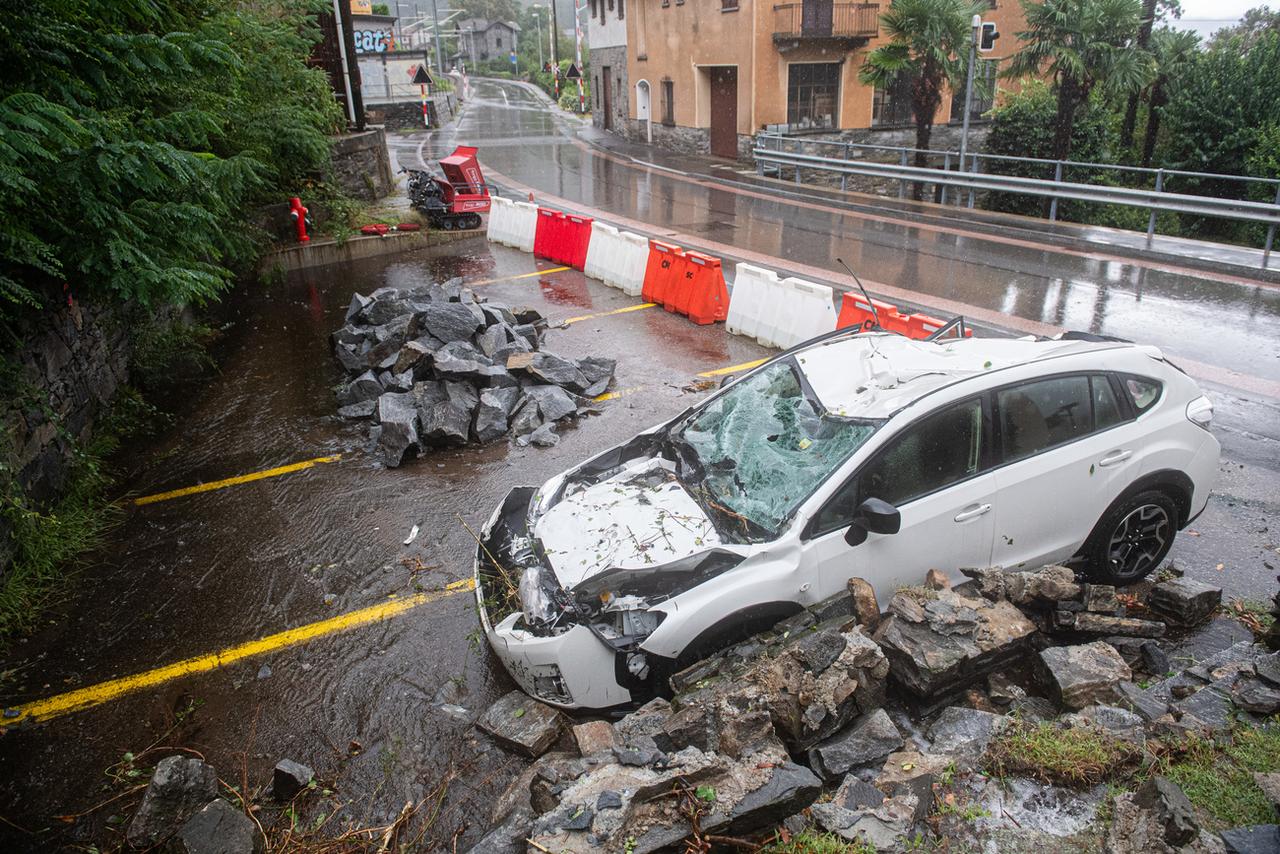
(810, 398, 985, 536)
(1123, 375, 1162, 414)
(680, 359, 879, 539)
(1093, 375, 1124, 430)
(998, 375, 1094, 463)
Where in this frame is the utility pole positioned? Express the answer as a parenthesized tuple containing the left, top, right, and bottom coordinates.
(551, 0, 560, 100)
(533, 6, 543, 71)
(958, 14, 980, 173)
(575, 1, 585, 113)
(429, 0, 444, 72)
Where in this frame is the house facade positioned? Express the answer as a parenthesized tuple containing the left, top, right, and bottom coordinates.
(587, 0, 630, 133)
(615, 0, 1029, 158)
(458, 18, 520, 66)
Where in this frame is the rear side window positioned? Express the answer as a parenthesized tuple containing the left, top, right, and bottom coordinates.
(1123, 375, 1162, 414)
(998, 373, 1131, 464)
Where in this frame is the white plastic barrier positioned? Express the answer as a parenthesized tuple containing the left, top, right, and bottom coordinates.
(486, 196, 514, 245)
(611, 231, 649, 297)
(777, 277, 838, 349)
(727, 263, 780, 344)
(510, 201, 538, 253)
(584, 222, 621, 283)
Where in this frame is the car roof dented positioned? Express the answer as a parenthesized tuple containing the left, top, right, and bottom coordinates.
(795, 333, 1134, 420)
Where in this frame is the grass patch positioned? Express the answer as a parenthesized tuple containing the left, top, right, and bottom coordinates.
(986, 720, 1144, 787)
(1161, 724, 1280, 829)
(1225, 597, 1276, 637)
(759, 829, 875, 854)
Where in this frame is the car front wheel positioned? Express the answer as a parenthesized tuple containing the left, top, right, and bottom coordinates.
(1081, 489, 1179, 585)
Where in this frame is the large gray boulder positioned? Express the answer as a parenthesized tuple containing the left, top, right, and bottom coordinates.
(375, 392, 419, 467)
(874, 587, 1038, 697)
(126, 755, 219, 849)
(432, 340, 494, 382)
(925, 705, 1010, 760)
(473, 387, 521, 443)
(336, 370, 383, 406)
(1040, 641, 1132, 709)
(174, 799, 263, 854)
(417, 302, 484, 342)
(523, 384, 578, 422)
(807, 708, 903, 780)
(1149, 577, 1223, 627)
(476, 691, 567, 758)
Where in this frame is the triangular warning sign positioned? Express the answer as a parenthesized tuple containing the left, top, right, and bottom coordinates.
(411, 65, 434, 85)
(564, 63, 581, 80)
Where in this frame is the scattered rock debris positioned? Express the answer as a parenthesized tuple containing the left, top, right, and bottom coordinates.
(463, 562, 1280, 854)
(331, 279, 616, 466)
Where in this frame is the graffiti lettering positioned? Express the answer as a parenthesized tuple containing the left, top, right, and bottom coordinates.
(353, 29, 392, 53)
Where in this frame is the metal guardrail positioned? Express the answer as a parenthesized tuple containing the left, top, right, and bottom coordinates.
(773, 3, 879, 40)
(753, 135, 1280, 268)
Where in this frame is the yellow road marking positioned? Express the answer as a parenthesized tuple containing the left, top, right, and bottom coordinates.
(593, 386, 643, 402)
(698, 358, 768, 378)
(133, 455, 342, 506)
(5, 579, 476, 726)
(562, 303, 656, 325)
(468, 266, 570, 287)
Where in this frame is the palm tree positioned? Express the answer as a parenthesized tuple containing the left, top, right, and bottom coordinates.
(1140, 27, 1201, 166)
(1004, 0, 1155, 162)
(859, 0, 987, 200)
(1119, 0, 1159, 148)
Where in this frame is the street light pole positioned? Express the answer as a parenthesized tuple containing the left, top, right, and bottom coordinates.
(958, 14, 980, 174)
(533, 6, 543, 71)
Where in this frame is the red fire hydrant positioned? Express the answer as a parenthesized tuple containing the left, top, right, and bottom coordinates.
(289, 197, 310, 243)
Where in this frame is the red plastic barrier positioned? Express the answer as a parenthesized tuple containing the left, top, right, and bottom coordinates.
(394, 222, 421, 232)
(905, 313, 972, 339)
(565, 214, 593, 271)
(683, 252, 730, 325)
(533, 207, 557, 259)
(836, 292, 900, 333)
(666, 253, 697, 315)
(642, 240, 685, 306)
(359, 223, 389, 235)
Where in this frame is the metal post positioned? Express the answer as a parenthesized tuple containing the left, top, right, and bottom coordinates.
(898, 149, 908, 199)
(1265, 184, 1280, 269)
(967, 154, 977, 208)
(1147, 169, 1164, 241)
(429, 0, 444, 72)
(941, 152, 951, 205)
(841, 142, 850, 191)
(1049, 161, 1062, 221)
(958, 15, 980, 169)
(534, 7, 543, 71)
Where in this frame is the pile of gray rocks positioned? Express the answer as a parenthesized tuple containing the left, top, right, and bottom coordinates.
(469, 564, 1280, 854)
(331, 278, 615, 466)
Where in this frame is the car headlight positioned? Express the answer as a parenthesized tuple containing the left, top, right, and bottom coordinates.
(518, 565, 557, 625)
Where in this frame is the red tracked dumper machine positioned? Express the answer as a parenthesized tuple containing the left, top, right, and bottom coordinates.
(403, 145, 492, 231)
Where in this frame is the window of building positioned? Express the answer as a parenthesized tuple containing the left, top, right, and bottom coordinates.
(722, 0, 740, 10)
(949, 59, 996, 124)
(661, 79, 675, 125)
(787, 63, 840, 130)
(618, 0, 625, 19)
(495, 36, 502, 49)
(871, 70, 916, 127)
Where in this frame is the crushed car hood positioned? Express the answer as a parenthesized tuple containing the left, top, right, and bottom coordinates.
(533, 458, 722, 590)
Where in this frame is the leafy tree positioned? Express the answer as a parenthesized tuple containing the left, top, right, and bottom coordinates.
(1004, 0, 1154, 162)
(982, 79, 1118, 219)
(454, 0, 521, 22)
(1156, 30, 1280, 235)
(858, 0, 987, 200)
(1208, 5, 1280, 50)
(1138, 26, 1201, 166)
(0, 0, 340, 318)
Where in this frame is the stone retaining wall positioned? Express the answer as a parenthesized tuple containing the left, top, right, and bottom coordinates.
(330, 128, 395, 201)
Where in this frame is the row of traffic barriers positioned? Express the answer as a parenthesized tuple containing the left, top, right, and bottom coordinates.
(486, 197, 537, 252)
(834, 292, 973, 339)
(583, 223, 648, 296)
(534, 209, 593, 270)
(641, 242, 731, 325)
(725, 264, 838, 348)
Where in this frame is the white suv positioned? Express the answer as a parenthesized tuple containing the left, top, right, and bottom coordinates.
(474, 332, 1219, 709)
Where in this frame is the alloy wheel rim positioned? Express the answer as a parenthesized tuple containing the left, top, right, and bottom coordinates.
(1107, 504, 1171, 579)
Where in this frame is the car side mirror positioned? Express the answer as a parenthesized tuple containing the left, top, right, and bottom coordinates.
(844, 497, 901, 546)
(718, 374, 735, 389)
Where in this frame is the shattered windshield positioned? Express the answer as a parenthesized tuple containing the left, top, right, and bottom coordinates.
(678, 359, 879, 539)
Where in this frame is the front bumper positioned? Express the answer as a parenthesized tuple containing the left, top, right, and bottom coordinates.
(473, 487, 633, 709)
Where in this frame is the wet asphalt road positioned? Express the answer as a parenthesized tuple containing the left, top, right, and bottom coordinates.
(0, 79, 1275, 850)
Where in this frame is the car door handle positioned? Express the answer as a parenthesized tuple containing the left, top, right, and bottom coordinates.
(954, 503, 992, 523)
(1099, 449, 1133, 467)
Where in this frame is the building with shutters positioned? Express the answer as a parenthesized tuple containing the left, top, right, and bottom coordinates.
(593, 0, 1029, 159)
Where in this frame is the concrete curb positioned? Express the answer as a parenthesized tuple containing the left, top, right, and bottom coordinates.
(258, 229, 481, 276)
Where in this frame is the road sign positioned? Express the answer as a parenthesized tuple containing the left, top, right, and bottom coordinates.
(411, 64, 433, 85)
(565, 63, 581, 80)
(510, 51, 518, 67)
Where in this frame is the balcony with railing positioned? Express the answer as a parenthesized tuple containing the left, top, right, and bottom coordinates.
(772, 2, 880, 49)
